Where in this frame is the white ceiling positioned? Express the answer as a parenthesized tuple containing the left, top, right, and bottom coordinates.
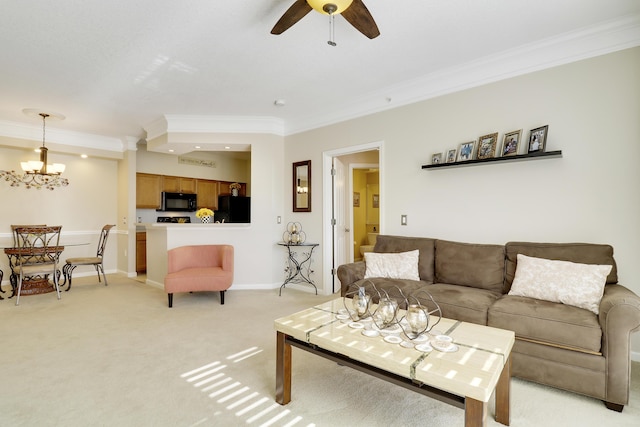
(1, 0, 639, 150)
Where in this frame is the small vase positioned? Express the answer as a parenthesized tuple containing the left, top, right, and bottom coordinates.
(201, 215, 212, 223)
(231, 188, 239, 197)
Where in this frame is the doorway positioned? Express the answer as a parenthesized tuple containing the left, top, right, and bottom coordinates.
(322, 141, 383, 294)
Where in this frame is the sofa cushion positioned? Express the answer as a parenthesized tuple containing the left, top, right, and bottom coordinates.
(488, 295, 602, 354)
(435, 240, 505, 293)
(374, 235, 435, 282)
(427, 283, 502, 325)
(505, 242, 618, 293)
(508, 254, 612, 314)
(364, 250, 420, 281)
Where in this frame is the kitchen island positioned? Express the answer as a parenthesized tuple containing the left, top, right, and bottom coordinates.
(141, 222, 284, 292)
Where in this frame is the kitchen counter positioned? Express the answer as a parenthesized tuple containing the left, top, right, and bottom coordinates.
(140, 222, 265, 290)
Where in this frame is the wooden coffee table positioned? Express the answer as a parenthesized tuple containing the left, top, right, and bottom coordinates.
(275, 298, 514, 427)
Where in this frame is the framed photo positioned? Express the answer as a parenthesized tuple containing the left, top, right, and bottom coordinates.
(456, 141, 475, 161)
(501, 129, 522, 157)
(446, 149, 457, 163)
(528, 125, 548, 153)
(372, 194, 379, 208)
(353, 192, 360, 207)
(431, 153, 443, 165)
(477, 132, 499, 160)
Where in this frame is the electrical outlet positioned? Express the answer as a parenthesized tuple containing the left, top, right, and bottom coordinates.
(122, 216, 127, 225)
(401, 215, 408, 226)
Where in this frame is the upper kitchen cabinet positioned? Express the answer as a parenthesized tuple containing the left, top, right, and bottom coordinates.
(197, 179, 219, 210)
(163, 176, 197, 193)
(136, 173, 162, 209)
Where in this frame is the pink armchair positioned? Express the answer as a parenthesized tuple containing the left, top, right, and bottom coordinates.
(164, 245, 234, 307)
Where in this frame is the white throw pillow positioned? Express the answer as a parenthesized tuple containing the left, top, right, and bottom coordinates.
(364, 250, 420, 281)
(508, 254, 612, 314)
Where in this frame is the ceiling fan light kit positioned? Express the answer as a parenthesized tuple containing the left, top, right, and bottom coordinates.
(307, 0, 353, 15)
(271, 0, 380, 41)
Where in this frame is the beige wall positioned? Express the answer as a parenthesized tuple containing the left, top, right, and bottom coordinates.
(0, 145, 119, 277)
(284, 47, 640, 354)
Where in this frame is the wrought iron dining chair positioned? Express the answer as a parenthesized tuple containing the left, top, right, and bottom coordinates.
(62, 224, 115, 290)
(14, 225, 63, 305)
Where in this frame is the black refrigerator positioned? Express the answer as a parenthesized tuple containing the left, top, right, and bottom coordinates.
(217, 196, 250, 223)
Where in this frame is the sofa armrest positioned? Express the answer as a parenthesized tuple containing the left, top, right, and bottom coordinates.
(337, 261, 366, 296)
(598, 284, 640, 405)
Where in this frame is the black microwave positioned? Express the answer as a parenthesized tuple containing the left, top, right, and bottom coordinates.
(159, 192, 197, 212)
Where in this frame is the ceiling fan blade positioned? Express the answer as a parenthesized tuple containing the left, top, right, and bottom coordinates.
(271, 0, 313, 35)
(341, 0, 380, 39)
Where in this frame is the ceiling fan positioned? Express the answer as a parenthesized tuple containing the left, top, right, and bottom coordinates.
(271, 0, 380, 42)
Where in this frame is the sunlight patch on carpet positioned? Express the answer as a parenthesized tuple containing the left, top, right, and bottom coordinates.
(181, 349, 314, 426)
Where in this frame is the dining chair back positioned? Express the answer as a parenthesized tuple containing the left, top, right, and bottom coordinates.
(62, 224, 115, 290)
(14, 225, 63, 305)
(11, 224, 46, 247)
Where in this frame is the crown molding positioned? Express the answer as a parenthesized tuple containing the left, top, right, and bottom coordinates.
(144, 115, 286, 140)
(0, 119, 129, 153)
(284, 14, 640, 135)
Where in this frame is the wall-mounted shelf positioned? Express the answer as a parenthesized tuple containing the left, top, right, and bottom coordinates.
(422, 150, 562, 170)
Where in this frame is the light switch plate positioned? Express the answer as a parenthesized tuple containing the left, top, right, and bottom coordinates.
(401, 215, 407, 225)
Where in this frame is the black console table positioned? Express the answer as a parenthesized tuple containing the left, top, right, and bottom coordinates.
(278, 242, 319, 296)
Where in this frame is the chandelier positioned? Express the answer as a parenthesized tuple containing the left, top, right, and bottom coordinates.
(0, 110, 69, 190)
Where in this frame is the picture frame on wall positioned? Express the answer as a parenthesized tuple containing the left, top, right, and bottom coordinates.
(457, 141, 475, 161)
(431, 153, 443, 164)
(446, 149, 457, 163)
(477, 132, 499, 159)
(353, 192, 360, 207)
(528, 125, 549, 153)
(501, 129, 522, 157)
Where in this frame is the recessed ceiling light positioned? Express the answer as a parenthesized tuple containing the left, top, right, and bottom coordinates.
(195, 146, 201, 149)
(224, 146, 231, 149)
(168, 149, 174, 153)
(81, 154, 88, 159)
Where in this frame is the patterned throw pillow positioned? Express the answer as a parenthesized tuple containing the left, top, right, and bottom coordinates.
(508, 254, 612, 314)
(364, 250, 420, 281)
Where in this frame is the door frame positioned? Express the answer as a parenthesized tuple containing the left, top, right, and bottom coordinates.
(322, 140, 384, 294)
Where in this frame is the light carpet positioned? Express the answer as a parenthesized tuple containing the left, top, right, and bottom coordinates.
(1, 274, 638, 426)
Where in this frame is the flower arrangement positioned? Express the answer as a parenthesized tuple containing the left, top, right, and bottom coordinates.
(229, 182, 242, 191)
(196, 208, 214, 219)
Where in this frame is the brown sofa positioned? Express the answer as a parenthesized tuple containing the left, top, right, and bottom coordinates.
(337, 235, 640, 411)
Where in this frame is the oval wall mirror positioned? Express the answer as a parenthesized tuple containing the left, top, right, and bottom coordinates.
(293, 160, 311, 212)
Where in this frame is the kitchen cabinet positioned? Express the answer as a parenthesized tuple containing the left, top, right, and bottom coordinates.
(197, 179, 219, 210)
(136, 173, 162, 208)
(136, 232, 146, 273)
(163, 176, 197, 193)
